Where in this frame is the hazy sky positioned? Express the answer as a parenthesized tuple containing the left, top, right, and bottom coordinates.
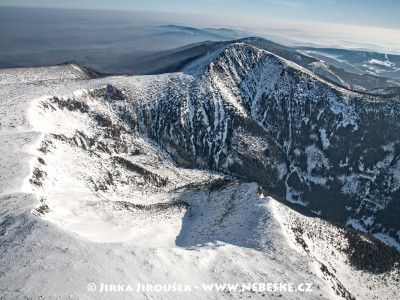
(0, 0, 399, 53)
(1, 0, 399, 29)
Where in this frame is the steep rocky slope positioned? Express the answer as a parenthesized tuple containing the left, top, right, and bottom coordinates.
(113, 43, 400, 246)
(1, 43, 400, 299)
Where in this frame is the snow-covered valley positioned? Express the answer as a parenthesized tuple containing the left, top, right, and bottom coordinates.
(0, 45, 399, 299)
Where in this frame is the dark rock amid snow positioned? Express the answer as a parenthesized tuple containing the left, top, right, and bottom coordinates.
(109, 43, 400, 245)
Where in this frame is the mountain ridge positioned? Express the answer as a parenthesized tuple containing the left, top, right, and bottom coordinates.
(122, 42, 400, 247)
(1, 41, 400, 299)
(125, 37, 400, 94)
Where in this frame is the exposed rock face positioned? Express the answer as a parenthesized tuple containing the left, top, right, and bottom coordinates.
(24, 43, 400, 245)
(112, 43, 400, 244)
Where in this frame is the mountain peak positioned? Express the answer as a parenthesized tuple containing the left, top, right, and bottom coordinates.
(210, 42, 355, 95)
(183, 42, 279, 78)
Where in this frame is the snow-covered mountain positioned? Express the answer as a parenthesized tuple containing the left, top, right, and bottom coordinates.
(122, 43, 400, 247)
(0, 45, 399, 299)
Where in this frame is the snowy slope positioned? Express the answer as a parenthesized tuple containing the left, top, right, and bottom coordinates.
(115, 43, 400, 248)
(0, 44, 399, 299)
(272, 197, 400, 299)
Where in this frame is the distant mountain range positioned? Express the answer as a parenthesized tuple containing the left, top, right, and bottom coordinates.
(120, 37, 400, 95)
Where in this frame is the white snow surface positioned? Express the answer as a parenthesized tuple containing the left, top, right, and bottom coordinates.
(0, 50, 398, 299)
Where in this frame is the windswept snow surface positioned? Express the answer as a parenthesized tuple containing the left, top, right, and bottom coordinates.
(0, 52, 399, 299)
